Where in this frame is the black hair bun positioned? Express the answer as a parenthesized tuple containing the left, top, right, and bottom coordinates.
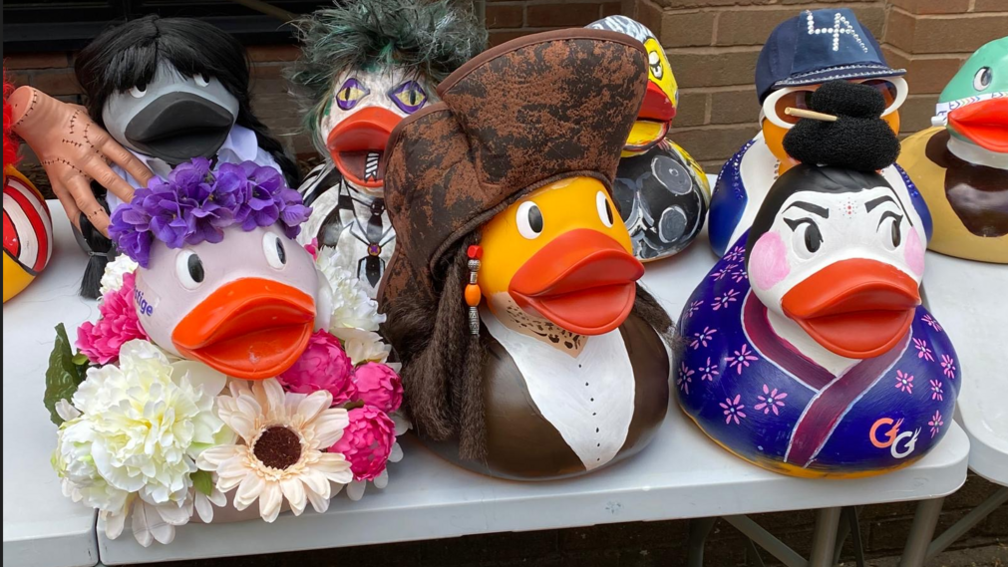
(782, 80, 900, 172)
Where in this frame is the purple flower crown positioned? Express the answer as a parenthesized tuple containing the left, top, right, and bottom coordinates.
(109, 158, 310, 268)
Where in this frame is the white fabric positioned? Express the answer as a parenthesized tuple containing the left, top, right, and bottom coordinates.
(481, 307, 635, 471)
(106, 125, 282, 212)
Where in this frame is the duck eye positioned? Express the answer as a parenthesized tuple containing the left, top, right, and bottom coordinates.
(596, 191, 615, 228)
(973, 67, 992, 91)
(130, 84, 147, 99)
(195, 73, 211, 87)
(784, 218, 823, 259)
(176, 250, 205, 290)
(648, 51, 663, 80)
(336, 78, 370, 111)
(263, 233, 287, 269)
(389, 81, 429, 114)
(516, 201, 544, 240)
(878, 212, 903, 251)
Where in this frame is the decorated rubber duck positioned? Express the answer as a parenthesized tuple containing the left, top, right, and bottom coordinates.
(708, 8, 931, 257)
(3, 71, 53, 303)
(291, 0, 485, 296)
(677, 81, 960, 478)
(899, 37, 1007, 264)
(379, 30, 673, 480)
(586, 16, 710, 261)
(108, 159, 328, 380)
(28, 15, 300, 298)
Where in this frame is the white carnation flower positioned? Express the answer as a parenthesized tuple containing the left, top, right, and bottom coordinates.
(331, 327, 391, 365)
(316, 247, 386, 333)
(99, 255, 139, 297)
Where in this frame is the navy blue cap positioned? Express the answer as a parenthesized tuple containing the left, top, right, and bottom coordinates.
(755, 9, 905, 103)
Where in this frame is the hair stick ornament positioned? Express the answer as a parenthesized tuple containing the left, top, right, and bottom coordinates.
(466, 245, 483, 336)
(785, 107, 838, 122)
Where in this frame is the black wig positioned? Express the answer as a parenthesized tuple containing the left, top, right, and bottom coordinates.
(74, 14, 300, 187)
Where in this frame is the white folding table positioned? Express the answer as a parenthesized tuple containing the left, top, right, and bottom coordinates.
(899, 252, 1008, 567)
(3, 212, 100, 567)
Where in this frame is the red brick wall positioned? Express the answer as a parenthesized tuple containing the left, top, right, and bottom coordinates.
(5, 0, 1006, 178)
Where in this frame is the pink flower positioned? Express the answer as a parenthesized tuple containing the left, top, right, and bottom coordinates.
(753, 384, 788, 415)
(930, 379, 944, 402)
(690, 326, 717, 350)
(922, 314, 942, 332)
(720, 394, 747, 425)
(699, 357, 719, 382)
(727, 344, 758, 374)
(677, 362, 694, 395)
(895, 370, 914, 393)
(941, 354, 956, 379)
(279, 330, 355, 404)
(330, 406, 396, 481)
(724, 246, 745, 263)
(686, 300, 704, 318)
(913, 338, 934, 362)
(713, 288, 740, 311)
(711, 264, 737, 282)
(353, 362, 403, 413)
(929, 410, 944, 438)
(76, 273, 149, 364)
(304, 238, 319, 260)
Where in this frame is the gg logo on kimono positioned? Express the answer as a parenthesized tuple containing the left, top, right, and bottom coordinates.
(868, 417, 921, 460)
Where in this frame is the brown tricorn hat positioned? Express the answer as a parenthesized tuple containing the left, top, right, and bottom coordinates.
(378, 29, 650, 458)
(379, 28, 647, 311)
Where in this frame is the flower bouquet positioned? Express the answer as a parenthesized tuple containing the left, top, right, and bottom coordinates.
(45, 159, 407, 546)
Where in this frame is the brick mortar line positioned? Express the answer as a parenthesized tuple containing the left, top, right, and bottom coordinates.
(890, 5, 1008, 18)
(660, 2, 888, 14)
(664, 45, 763, 54)
(679, 85, 755, 94)
(671, 122, 760, 132)
(883, 43, 985, 59)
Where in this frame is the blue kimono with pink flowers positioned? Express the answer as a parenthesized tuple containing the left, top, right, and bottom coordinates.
(676, 235, 960, 475)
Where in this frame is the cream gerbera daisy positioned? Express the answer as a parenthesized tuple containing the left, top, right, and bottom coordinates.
(196, 379, 352, 522)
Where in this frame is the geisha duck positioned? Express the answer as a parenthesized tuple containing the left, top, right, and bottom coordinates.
(109, 159, 331, 380)
(676, 81, 959, 478)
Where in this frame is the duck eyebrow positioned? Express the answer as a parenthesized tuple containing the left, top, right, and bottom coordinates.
(785, 201, 829, 218)
(865, 195, 897, 212)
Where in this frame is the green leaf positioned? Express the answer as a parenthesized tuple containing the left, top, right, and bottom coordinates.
(192, 470, 214, 496)
(43, 323, 88, 426)
(72, 353, 89, 366)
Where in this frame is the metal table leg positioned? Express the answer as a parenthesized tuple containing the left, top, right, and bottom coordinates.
(685, 517, 717, 567)
(899, 497, 945, 567)
(808, 507, 843, 567)
(927, 487, 1008, 560)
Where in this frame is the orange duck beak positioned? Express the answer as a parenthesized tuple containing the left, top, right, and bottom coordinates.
(509, 229, 644, 336)
(172, 278, 316, 379)
(948, 98, 1008, 153)
(326, 106, 402, 189)
(782, 259, 920, 359)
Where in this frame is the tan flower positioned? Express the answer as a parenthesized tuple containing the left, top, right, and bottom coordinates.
(196, 379, 352, 522)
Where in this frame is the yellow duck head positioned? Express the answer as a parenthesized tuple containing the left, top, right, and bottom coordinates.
(480, 176, 644, 336)
(588, 16, 678, 158)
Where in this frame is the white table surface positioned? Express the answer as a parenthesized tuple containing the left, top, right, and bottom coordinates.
(922, 251, 1008, 487)
(96, 224, 970, 565)
(3, 211, 100, 567)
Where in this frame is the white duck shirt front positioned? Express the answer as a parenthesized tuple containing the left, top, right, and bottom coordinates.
(678, 165, 960, 477)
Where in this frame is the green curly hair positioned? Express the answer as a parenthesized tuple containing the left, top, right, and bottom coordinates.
(289, 0, 487, 153)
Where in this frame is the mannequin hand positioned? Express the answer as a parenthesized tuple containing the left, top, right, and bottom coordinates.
(9, 86, 154, 235)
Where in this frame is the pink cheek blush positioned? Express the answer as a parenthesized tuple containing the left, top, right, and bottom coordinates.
(749, 231, 790, 291)
(904, 229, 925, 276)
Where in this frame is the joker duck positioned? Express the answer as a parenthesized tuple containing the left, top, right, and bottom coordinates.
(290, 0, 485, 295)
(707, 8, 929, 257)
(380, 30, 673, 480)
(109, 159, 330, 380)
(587, 16, 710, 262)
(899, 37, 1007, 264)
(677, 82, 960, 478)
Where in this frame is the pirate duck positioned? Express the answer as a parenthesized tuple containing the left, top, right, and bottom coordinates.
(379, 29, 674, 480)
(707, 8, 932, 257)
(290, 0, 486, 296)
(899, 37, 1007, 264)
(678, 81, 960, 478)
(586, 16, 710, 262)
(108, 159, 327, 380)
(4, 70, 53, 303)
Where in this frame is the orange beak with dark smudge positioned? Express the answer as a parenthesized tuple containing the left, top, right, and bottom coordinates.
(508, 229, 644, 336)
(172, 278, 316, 379)
(326, 106, 402, 189)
